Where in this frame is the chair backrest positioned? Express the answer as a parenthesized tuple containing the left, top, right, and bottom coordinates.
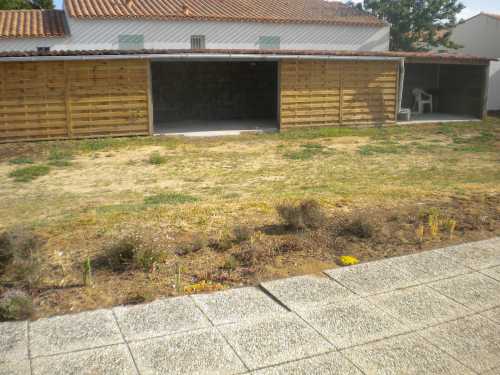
(412, 88, 425, 98)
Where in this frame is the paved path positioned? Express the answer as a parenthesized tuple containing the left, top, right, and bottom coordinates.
(1, 238, 500, 375)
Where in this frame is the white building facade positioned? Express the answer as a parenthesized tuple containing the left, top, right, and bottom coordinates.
(450, 13, 500, 111)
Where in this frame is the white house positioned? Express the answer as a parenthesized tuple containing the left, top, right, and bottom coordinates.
(450, 13, 500, 111)
(0, 0, 390, 52)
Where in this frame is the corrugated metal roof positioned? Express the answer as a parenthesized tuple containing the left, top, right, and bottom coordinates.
(0, 10, 67, 39)
(64, 0, 386, 26)
(0, 48, 494, 64)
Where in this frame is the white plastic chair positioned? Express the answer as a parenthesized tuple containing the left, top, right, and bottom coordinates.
(412, 88, 433, 114)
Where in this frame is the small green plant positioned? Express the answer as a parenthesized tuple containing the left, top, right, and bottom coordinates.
(221, 255, 238, 272)
(175, 263, 183, 294)
(444, 219, 457, 240)
(232, 225, 252, 244)
(415, 223, 425, 244)
(176, 234, 207, 256)
(277, 200, 325, 230)
(9, 157, 34, 165)
(8, 165, 50, 182)
(148, 151, 167, 165)
(428, 210, 440, 239)
(144, 192, 199, 205)
(0, 290, 33, 321)
(82, 257, 93, 287)
(136, 246, 161, 273)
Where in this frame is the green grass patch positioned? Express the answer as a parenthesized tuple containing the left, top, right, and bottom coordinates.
(144, 192, 199, 205)
(8, 165, 51, 182)
(358, 142, 409, 156)
(283, 143, 332, 160)
(48, 148, 73, 167)
(148, 151, 167, 165)
(9, 157, 34, 165)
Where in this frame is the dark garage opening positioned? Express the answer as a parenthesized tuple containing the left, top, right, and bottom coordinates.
(151, 61, 278, 134)
(401, 63, 488, 122)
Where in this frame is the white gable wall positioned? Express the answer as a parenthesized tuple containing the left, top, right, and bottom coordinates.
(61, 18, 390, 51)
(0, 17, 390, 53)
(451, 14, 500, 110)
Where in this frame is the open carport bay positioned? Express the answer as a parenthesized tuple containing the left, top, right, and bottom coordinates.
(151, 61, 278, 134)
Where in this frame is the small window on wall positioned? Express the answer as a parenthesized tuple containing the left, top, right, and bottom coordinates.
(37, 46, 50, 53)
(118, 34, 145, 50)
(258, 36, 280, 50)
(191, 35, 206, 49)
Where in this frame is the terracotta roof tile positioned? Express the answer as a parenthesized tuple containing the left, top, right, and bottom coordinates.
(64, 0, 386, 26)
(0, 10, 67, 39)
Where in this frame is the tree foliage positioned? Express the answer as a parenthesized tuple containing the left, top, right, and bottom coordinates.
(348, 0, 465, 51)
(0, 0, 54, 10)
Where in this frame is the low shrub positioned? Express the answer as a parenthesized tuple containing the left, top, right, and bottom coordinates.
(208, 233, 233, 252)
(144, 192, 199, 205)
(8, 165, 50, 182)
(176, 234, 207, 256)
(0, 290, 33, 321)
(232, 225, 252, 244)
(104, 237, 138, 272)
(0, 227, 44, 289)
(342, 217, 374, 239)
(104, 237, 161, 272)
(277, 200, 325, 230)
(148, 151, 167, 165)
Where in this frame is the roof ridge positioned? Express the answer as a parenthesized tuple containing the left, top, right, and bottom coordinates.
(63, 0, 387, 27)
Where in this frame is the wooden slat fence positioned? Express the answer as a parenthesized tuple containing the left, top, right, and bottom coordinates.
(280, 60, 399, 129)
(0, 59, 150, 142)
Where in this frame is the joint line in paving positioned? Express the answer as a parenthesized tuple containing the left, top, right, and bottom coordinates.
(27, 321, 33, 375)
(111, 310, 141, 375)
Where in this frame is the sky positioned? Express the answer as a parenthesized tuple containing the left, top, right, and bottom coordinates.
(53, 0, 500, 19)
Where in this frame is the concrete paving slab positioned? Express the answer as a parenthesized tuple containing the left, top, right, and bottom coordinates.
(343, 332, 475, 375)
(0, 359, 30, 375)
(113, 296, 210, 341)
(218, 313, 332, 370)
(129, 327, 246, 375)
(481, 307, 500, 324)
(251, 352, 363, 375)
(0, 321, 28, 360)
(428, 272, 500, 312)
(30, 309, 123, 357)
(324, 259, 421, 296)
(482, 265, 500, 281)
(420, 315, 500, 373)
(435, 238, 500, 270)
(191, 287, 285, 325)
(368, 285, 471, 329)
(296, 297, 408, 349)
(31, 344, 137, 375)
(260, 274, 355, 311)
(390, 250, 474, 282)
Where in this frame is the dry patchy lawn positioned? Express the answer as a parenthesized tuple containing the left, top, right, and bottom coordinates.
(0, 118, 499, 319)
